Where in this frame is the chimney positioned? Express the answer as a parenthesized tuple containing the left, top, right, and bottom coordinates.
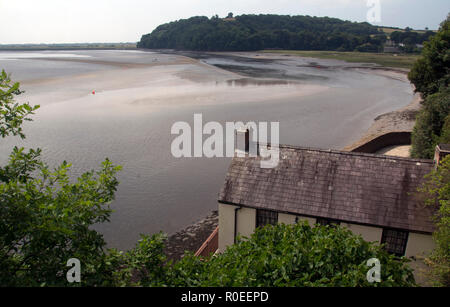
(434, 144, 450, 167)
(235, 127, 249, 157)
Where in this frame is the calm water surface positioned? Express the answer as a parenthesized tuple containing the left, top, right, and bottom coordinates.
(0, 50, 413, 249)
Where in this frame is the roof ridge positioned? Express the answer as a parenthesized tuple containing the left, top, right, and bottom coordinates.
(268, 143, 435, 164)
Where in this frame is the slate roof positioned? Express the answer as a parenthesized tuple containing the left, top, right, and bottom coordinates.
(218, 145, 436, 234)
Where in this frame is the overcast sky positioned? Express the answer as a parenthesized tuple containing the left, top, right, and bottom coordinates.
(0, 0, 448, 44)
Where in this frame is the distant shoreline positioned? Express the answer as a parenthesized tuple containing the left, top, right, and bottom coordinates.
(0, 43, 137, 51)
(0, 48, 137, 51)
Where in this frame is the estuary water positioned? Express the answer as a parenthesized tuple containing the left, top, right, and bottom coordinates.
(0, 50, 414, 249)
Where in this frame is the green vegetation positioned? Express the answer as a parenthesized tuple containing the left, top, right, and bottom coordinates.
(379, 26, 436, 53)
(390, 30, 435, 53)
(138, 14, 387, 52)
(113, 223, 416, 287)
(263, 50, 419, 69)
(410, 89, 450, 158)
(409, 17, 450, 159)
(410, 16, 449, 287)
(0, 70, 122, 286)
(419, 156, 450, 287)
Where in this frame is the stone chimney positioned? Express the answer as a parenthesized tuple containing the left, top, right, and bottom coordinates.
(434, 144, 450, 167)
(235, 127, 250, 157)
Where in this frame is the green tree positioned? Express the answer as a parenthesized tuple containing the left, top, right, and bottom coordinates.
(408, 18, 449, 97)
(411, 88, 450, 159)
(0, 70, 122, 286)
(409, 16, 450, 159)
(437, 115, 450, 145)
(138, 14, 383, 52)
(0, 70, 39, 139)
(418, 156, 450, 287)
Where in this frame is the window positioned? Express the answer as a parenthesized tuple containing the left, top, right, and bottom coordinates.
(256, 210, 278, 228)
(381, 229, 409, 257)
(316, 218, 341, 228)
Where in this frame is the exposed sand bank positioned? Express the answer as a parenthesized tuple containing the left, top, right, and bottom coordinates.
(21, 54, 331, 117)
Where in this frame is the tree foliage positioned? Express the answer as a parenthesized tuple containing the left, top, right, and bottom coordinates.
(116, 223, 416, 287)
(409, 17, 450, 159)
(418, 156, 450, 287)
(411, 88, 450, 159)
(408, 18, 449, 97)
(138, 14, 387, 52)
(0, 70, 39, 139)
(390, 30, 435, 53)
(0, 70, 122, 286)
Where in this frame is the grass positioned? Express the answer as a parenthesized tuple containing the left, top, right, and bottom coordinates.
(262, 50, 420, 69)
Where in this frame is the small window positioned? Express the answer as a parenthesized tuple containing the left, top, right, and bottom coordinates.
(316, 218, 341, 228)
(256, 210, 278, 228)
(381, 229, 409, 257)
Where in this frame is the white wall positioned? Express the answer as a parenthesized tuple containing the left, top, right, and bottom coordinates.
(236, 207, 256, 240)
(342, 223, 383, 243)
(278, 213, 296, 225)
(218, 203, 238, 252)
(218, 204, 256, 252)
(405, 232, 435, 258)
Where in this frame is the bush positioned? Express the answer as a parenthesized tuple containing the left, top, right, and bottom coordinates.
(125, 223, 416, 287)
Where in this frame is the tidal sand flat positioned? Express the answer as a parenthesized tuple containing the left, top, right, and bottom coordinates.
(0, 50, 414, 249)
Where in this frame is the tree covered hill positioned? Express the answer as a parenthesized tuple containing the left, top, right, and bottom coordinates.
(138, 14, 388, 52)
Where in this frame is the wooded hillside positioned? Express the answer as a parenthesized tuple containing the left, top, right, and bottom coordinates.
(138, 14, 387, 52)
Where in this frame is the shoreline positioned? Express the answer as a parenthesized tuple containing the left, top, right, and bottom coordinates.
(343, 79, 421, 152)
(164, 211, 218, 261)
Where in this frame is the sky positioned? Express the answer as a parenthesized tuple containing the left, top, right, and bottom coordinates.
(0, 0, 449, 44)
